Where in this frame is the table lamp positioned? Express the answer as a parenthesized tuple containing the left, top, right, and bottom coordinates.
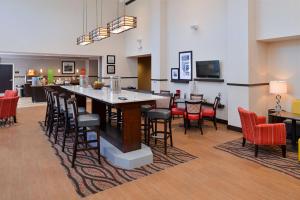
(269, 81, 287, 112)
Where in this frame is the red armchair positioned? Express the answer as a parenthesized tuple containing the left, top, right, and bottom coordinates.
(0, 96, 19, 124)
(238, 107, 286, 157)
(0, 90, 18, 98)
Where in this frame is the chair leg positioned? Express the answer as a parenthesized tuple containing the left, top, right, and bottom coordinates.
(62, 117, 69, 152)
(72, 130, 79, 168)
(281, 145, 286, 158)
(184, 119, 187, 135)
(96, 129, 101, 164)
(154, 120, 157, 145)
(13, 116, 17, 123)
(169, 119, 173, 147)
(54, 115, 60, 144)
(242, 137, 246, 147)
(199, 120, 203, 135)
(147, 118, 151, 146)
(255, 145, 258, 157)
(164, 120, 167, 155)
(213, 117, 217, 130)
(144, 115, 148, 144)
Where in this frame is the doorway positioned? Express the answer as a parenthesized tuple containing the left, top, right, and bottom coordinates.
(138, 56, 151, 91)
(0, 64, 14, 93)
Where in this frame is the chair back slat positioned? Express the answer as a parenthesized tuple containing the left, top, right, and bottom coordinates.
(190, 94, 203, 101)
(213, 97, 221, 111)
(185, 101, 202, 115)
(156, 94, 172, 109)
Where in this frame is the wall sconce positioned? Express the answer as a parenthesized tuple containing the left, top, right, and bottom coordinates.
(58, 69, 61, 73)
(191, 24, 199, 31)
(137, 39, 142, 50)
(40, 68, 43, 73)
(76, 69, 79, 73)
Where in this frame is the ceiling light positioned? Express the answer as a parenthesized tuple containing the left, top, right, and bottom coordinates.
(90, 0, 110, 41)
(108, 0, 137, 34)
(77, 0, 93, 46)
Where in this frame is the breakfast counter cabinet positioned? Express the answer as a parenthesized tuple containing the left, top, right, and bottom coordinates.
(61, 85, 165, 169)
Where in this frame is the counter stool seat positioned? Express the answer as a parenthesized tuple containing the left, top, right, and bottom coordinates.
(148, 109, 171, 120)
(78, 114, 100, 127)
(141, 105, 153, 113)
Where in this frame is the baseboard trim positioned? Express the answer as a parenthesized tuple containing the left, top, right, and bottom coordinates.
(216, 118, 228, 125)
(227, 125, 242, 133)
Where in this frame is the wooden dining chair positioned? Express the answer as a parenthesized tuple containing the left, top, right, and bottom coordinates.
(184, 100, 203, 135)
(190, 93, 204, 101)
(202, 96, 220, 130)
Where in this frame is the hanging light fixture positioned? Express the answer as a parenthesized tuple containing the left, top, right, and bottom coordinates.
(90, 0, 110, 41)
(108, 0, 137, 34)
(77, 0, 93, 45)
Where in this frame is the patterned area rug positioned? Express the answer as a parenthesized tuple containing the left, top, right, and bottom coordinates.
(215, 138, 300, 179)
(39, 122, 197, 198)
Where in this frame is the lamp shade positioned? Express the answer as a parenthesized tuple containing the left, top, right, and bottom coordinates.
(269, 81, 287, 94)
(108, 16, 137, 34)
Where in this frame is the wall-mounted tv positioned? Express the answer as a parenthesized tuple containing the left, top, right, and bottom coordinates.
(196, 60, 220, 78)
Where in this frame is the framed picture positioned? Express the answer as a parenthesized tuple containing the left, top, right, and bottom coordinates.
(171, 68, 179, 81)
(179, 51, 193, 81)
(107, 55, 115, 64)
(107, 65, 115, 74)
(62, 61, 75, 74)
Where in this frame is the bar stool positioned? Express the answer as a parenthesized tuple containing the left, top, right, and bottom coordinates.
(68, 98, 101, 168)
(47, 90, 59, 137)
(53, 92, 66, 144)
(59, 94, 87, 152)
(141, 104, 153, 144)
(147, 95, 173, 154)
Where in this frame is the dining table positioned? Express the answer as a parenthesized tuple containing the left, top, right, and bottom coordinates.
(61, 85, 165, 153)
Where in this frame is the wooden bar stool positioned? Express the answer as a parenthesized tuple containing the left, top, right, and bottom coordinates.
(68, 98, 101, 168)
(147, 94, 173, 154)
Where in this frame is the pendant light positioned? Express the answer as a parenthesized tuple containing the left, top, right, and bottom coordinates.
(77, 0, 93, 45)
(90, 0, 110, 41)
(108, 0, 137, 34)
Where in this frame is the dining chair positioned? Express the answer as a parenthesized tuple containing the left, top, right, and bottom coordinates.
(184, 100, 203, 135)
(202, 96, 220, 130)
(190, 93, 204, 101)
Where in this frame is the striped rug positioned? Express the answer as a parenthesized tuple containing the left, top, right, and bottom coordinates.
(39, 122, 197, 198)
(215, 139, 300, 179)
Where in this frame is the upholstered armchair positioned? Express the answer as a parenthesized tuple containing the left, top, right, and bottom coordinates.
(0, 96, 19, 124)
(0, 90, 18, 98)
(238, 107, 286, 157)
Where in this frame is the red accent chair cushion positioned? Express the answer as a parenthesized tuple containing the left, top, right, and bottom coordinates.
(202, 108, 215, 117)
(238, 107, 286, 145)
(184, 113, 202, 120)
(4, 90, 18, 98)
(171, 107, 185, 116)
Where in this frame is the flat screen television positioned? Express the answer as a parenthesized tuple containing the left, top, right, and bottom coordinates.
(196, 60, 220, 78)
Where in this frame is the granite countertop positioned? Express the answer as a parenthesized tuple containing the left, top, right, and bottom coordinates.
(61, 85, 166, 105)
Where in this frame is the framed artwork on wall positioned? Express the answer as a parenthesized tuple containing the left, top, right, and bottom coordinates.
(107, 65, 115, 74)
(107, 55, 115, 64)
(179, 51, 193, 81)
(171, 68, 179, 81)
(62, 61, 75, 74)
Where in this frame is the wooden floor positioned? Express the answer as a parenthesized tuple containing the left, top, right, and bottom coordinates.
(0, 106, 299, 200)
